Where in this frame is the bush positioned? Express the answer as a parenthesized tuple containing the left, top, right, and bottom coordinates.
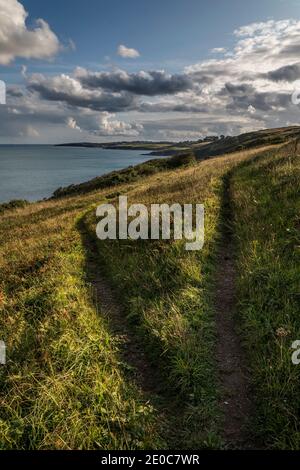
(0, 199, 29, 214)
(169, 152, 196, 167)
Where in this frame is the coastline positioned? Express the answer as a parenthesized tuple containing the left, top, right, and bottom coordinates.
(0, 146, 165, 204)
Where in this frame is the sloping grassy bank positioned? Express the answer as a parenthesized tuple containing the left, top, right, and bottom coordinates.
(0, 194, 164, 449)
(0, 140, 295, 449)
(53, 152, 196, 198)
(231, 142, 300, 448)
(82, 147, 269, 448)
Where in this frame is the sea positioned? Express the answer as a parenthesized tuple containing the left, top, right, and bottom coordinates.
(0, 145, 157, 203)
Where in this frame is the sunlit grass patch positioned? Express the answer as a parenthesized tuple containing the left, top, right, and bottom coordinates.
(231, 144, 300, 449)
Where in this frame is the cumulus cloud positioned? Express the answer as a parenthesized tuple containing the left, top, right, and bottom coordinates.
(6, 86, 24, 98)
(0, 0, 60, 65)
(180, 18, 300, 125)
(66, 112, 143, 136)
(217, 82, 291, 113)
(0, 89, 144, 142)
(25, 18, 300, 120)
(263, 63, 300, 82)
(3, 17, 300, 141)
(67, 117, 81, 131)
(92, 112, 143, 136)
(117, 44, 140, 58)
(211, 47, 227, 54)
(186, 19, 300, 80)
(75, 68, 193, 96)
(28, 73, 138, 112)
(248, 105, 256, 114)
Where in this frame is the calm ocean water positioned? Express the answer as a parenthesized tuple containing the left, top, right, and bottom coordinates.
(0, 145, 156, 203)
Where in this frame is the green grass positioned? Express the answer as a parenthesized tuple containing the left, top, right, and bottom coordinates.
(231, 142, 300, 448)
(0, 199, 29, 214)
(0, 135, 299, 449)
(53, 152, 196, 198)
(82, 148, 268, 448)
(0, 196, 164, 449)
(1, 146, 253, 449)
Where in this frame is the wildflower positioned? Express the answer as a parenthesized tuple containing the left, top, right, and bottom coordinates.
(276, 327, 291, 338)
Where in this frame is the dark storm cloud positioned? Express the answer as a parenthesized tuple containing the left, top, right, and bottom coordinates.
(279, 43, 300, 58)
(263, 63, 300, 82)
(190, 74, 215, 85)
(219, 83, 256, 97)
(139, 101, 208, 113)
(77, 69, 193, 96)
(28, 80, 137, 112)
(218, 82, 291, 112)
(6, 86, 24, 97)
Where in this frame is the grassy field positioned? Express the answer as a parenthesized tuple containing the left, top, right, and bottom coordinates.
(0, 132, 299, 449)
(0, 191, 165, 449)
(231, 142, 300, 449)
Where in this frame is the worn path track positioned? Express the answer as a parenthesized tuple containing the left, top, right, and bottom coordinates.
(215, 173, 254, 449)
(78, 174, 255, 449)
(77, 216, 185, 447)
(78, 218, 166, 395)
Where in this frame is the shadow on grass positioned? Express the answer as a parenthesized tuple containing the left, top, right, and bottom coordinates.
(76, 213, 188, 449)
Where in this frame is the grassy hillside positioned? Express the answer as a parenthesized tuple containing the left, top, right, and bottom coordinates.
(194, 126, 300, 160)
(0, 191, 164, 450)
(231, 142, 300, 448)
(56, 126, 300, 160)
(0, 130, 299, 449)
(52, 126, 300, 200)
(52, 153, 196, 198)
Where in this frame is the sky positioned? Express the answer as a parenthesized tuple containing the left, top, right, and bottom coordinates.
(1, 0, 300, 143)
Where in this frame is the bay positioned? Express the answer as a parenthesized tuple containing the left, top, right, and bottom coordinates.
(0, 145, 156, 203)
